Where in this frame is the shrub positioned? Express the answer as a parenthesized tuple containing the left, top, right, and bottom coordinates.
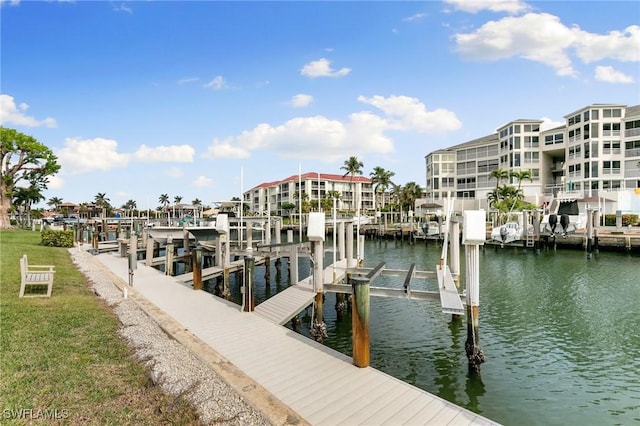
(41, 229, 75, 247)
(603, 214, 639, 227)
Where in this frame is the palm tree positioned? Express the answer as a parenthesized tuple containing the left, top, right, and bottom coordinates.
(511, 170, 532, 193)
(370, 166, 395, 211)
(47, 196, 63, 212)
(94, 193, 110, 218)
(159, 194, 169, 209)
(489, 168, 510, 189)
(398, 182, 423, 213)
(121, 199, 137, 218)
(192, 198, 202, 219)
(14, 185, 44, 226)
(340, 156, 364, 213)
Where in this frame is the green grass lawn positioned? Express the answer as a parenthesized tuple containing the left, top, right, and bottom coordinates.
(0, 229, 203, 425)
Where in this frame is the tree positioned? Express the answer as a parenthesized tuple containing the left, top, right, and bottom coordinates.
(47, 196, 63, 212)
(398, 182, 423, 213)
(1, 127, 60, 229)
(510, 170, 532, 193)
(340, 156, 364, 213)
(13, 184, 44, 226)
(370, 166, 395, 210)
(489, 168, 510, 189)
(94, 193, 111, 218)
(173, 195, 183, 205)
(159, 194, 169, 210)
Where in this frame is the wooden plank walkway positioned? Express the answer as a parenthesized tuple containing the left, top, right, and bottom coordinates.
(436, 265, 465, 315)
(92, 252, 498, 425)
(254, 259, 349, 325)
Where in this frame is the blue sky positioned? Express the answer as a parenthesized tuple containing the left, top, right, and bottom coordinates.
(2, 0, 639, 210)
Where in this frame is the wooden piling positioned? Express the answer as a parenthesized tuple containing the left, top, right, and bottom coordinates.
(586, 208, 593, 259)
(165, 237, 175, 276)
(351, 275, 370, 368)
(243, 255, 255, 312)
(465, 244, 484, 375)
(146, 235, 154, 266)
(192, 246, 203, 290)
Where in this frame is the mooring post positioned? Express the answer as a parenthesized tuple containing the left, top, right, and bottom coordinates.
(338, 221, 346, 260)
(165, 236, 175, 276)
(450, 218, 462, 321)
(351, 275, 370, 368)
(183, 227, 192, 273)
(289, 244, 299, 285)
(533, 210, 541, 255)
(586, 208, 593, 259)
(522, 211, 529, 252)
(462, 210, 486, 376)
(346, 221, 354, 267)
(287, 229, 293, 243)
(243, 252, 255, 312)
(192, 246, 203, 290)
(146, 235, 154, 266)
(275, 219, 282, 245)
(593, 209, 600, 254)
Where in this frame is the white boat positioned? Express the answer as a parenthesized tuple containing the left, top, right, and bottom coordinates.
(490, 221, 533, 246)
(421, 220, 442, 238)
(541, 198, 588, 238)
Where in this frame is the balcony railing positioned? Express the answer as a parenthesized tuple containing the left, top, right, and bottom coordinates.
(602, 168, 621, 175)
(602, 130, 621, 137)
(625, 128, 640, 138)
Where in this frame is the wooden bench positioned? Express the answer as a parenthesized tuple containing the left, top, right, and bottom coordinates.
(19, 254, 55, 298)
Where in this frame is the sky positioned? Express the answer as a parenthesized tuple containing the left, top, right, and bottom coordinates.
(1, 0, 639, 211)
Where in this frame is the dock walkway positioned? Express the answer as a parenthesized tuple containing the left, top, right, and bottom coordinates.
(92, 252, 499, 425)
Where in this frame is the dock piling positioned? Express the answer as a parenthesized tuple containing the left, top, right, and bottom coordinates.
(351, 275, 370, 368)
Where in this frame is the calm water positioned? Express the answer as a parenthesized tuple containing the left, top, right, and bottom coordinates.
(203, 238, 640, 425)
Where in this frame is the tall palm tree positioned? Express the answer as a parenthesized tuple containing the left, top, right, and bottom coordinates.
(510, 170, 532, 192)
(94, 193, 110, 218)
(158, 194, 170, 220)
(47, 196, 63, 212)
(489, 168, 510, 189)
(369, 166, 395, 211)
(14, 185, 44, 226)
(192, 198, 202, 219)
(398, 182, 423, 213)
(340, 156, 364, 213)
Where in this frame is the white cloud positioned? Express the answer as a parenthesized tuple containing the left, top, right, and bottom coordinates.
(56, 137, 129, 175)
(539, 117, 565, 131)
(204, 95, 460, 161)
(113, 3, 132, 14)
(444, 0, 531, 14)
(290, 94, 314, 108)
(300, 58, 351, 78)
(454, 14, 640, 78)
(594, 66, 634, 84)
(203, 75, 226, 90)
(455, 13, 577, 76)
(0, 94, 57, 127)
(203, 138, 251, 159)
(132, 144, 195, 162)
(192, 176, 213, 187)
(404, 13, 427, 22)
(165, 167, 183, 178)
(358, 95, 462, 133)
(178, 76, 200, 85)
(575, 25, 640, 63)
(48, 175, 64, 190)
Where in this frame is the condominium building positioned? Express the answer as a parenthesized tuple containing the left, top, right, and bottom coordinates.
(425, 103, 640, 211)
(243, 172, 373, 216)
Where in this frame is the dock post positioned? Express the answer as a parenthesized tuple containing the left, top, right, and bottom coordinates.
(338, 222, 346, 260)
(146, 235, 154, 266)
(183, 228, 192, 273)
(247, 221, 253, 249)
(463, 211, 485, 376)
(243, 253, 255, 312)
(165, 236, 175, 276)
(522, 211, 529, 253)
(593, 209, 600, 254)
(586, 208, 593, 259)
(450, 219, 461, 321)
(275, 219, 282, 245)
(192, 246, 203, 290)
(287, 229, 293, 243)
(351, 275, 370, 368)
(346, 222, 354, 267)
(289, 244, 298, 285)
(310, 240, 327, 342)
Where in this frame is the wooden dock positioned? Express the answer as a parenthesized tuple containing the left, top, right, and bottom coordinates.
(91, 252, 499, 425)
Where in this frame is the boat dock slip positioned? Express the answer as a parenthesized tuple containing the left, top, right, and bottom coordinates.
(92, 252, 499, 425)
(254, 258, 349, 325)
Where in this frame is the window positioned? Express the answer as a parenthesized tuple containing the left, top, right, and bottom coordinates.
(514, 125, 521, 133)
(591, 110, 599, 120)
(524, 152, 539, 163)
(603, 141, 621, 155)
(584, 142, 590, 159)
(592, 161, 599, 178)
(524, 136, 539, 148)
(591, 123, 599, 138)
(584, 124, 590, 140)
(603, 108, 622, 118)
(514, 153, 521, 167)
(514, 136, 521, 149)
(592, 141, 599, 158)
(555, 133, 564, 144)
(584, 162, 590, 178)
(584, 111, 590, 122)
(545, 135, 554, 145)
(442, 177, 455, 188)
(524, 124, 540, 132)
(603, 161, 621, 174)
(603, 123, 621, 136)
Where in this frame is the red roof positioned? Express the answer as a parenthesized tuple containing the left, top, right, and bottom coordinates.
(249, 172, 371, 191)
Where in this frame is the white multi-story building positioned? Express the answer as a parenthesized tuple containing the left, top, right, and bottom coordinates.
(244, 172, 373, 216)
(425, 103, 640, 212)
